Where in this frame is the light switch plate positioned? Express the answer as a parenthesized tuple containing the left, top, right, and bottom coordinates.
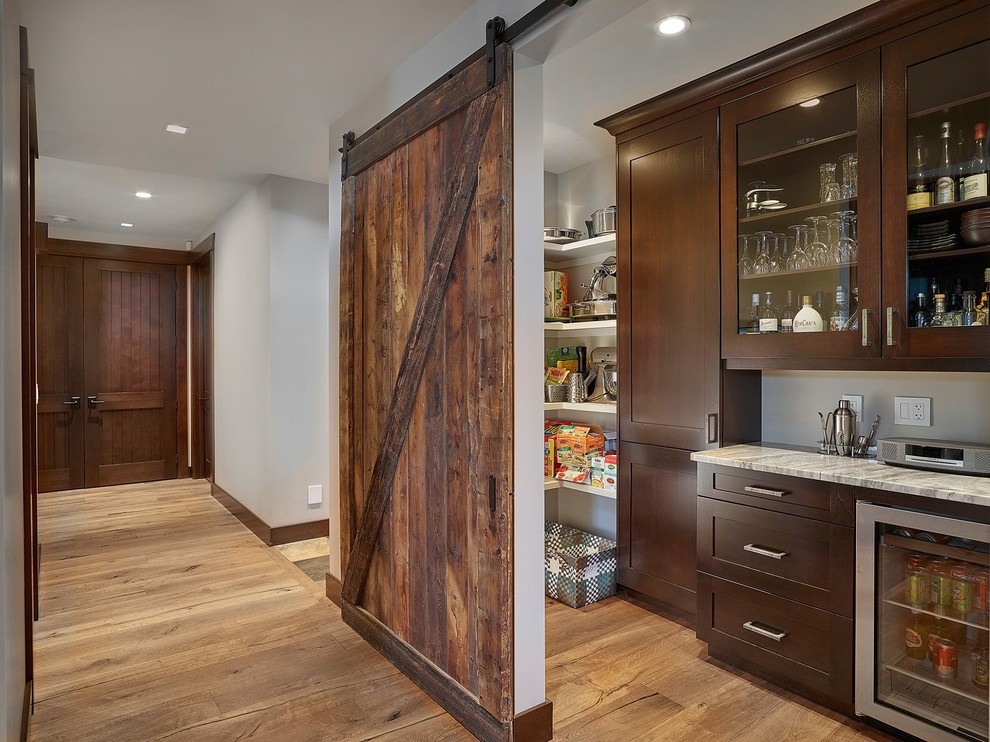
(841, 394, 864, 423)
(894, 396, 931, 427)
(307, 484, 323, 506)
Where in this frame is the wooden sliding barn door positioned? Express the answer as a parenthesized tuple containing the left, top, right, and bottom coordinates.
(339, 46, 514, 741)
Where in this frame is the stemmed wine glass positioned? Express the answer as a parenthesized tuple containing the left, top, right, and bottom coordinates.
(738, 234, 755, 276)
(805, 217, 830, 268)
(787, 225, 811, 270)
(832, 211, 858, 264)
(753, 231, 773, 274)
(768, 233, 786, 273)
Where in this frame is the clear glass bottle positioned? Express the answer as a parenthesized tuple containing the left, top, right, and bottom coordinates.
(949, 278, 964, 313)
(930, 293, 947, 328)
(829, 285, 849, 332)
(955, 128, 969, 200)
(759, 291, 779, 334)
(847, 287, 860, 331)
(779, 289, 795, 333)
(935, 122, 956, 204)
(912, 292, 929, 328)
(907, 134, 932, 210)
(815, 290, 829, 331)
(747, 293, 760, 334)
(793, 294, 824, 333)
(963, 122, 988, 200)
(961, 291, 977, 326)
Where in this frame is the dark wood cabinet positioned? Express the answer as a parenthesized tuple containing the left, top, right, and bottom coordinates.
(696, 463, 855, 715)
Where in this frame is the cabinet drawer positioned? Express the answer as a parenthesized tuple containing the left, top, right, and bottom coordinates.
(698, 497, 854, 616)
(697, 573, 853, 714)
(712, 468, 832, 510)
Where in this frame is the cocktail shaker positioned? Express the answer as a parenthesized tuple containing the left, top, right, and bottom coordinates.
(832, 399, 856, 456)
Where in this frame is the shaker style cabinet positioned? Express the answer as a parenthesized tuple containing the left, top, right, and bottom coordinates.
(880, 7, 990, 358)
(722, 5, 990, 365)
(720, 54, 882, 360)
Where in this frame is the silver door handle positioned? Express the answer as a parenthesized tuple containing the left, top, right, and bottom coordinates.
(706, 413, 718, 444)
(61, 396, 81, 407)
(744, 543, 789, 560)
(743, 485, 789, 498)
(743, 621, 788, 642)
(87, 396, 107, 408)
(861, 308, 870, 347)
(886, 306, 896, 346)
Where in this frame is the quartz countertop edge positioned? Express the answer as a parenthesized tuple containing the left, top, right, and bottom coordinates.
(690, 444, 990, 507)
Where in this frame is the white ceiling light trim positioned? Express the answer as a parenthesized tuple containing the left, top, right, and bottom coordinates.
(800, 98, 821, 108)
(655, 15, 691, 35)
(164, 123, 188, 134)
(50, 214, 75, 223)
(135, 191, 152, 199)
(120, 222, 134, 227)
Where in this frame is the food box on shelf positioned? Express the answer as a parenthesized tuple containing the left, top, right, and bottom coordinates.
(544, 271, 569, 319)
(555, 424, 605, 468)
(590, 454, 618, 490)
(544, 435, 556, 478)
(545, 521, 617, 608)
(546, 346, 584, 372)
(554, 464, 590, 483)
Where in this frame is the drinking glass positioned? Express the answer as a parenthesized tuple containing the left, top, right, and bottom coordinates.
(825, 217, 842, 264)
(839, 153, 858, 198)
(753, 231, 773, 274)
(787, 225, 811, 270)
(832, 211, 857, 264)
(819, 162, 841, 203)
(737, 234, 754, 276)
(805, 217, 830, 267)
(768, 233, 786, 273)
(848, 212, 859, 261)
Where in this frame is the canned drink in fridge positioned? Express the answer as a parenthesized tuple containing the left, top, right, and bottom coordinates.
(970, 568, 988, 613)
(905, 568, 930, 607)
(903, 553, 929, 578)
(934, 638, 958, 679)
(930, 560, 954, 607)
(951, 566, 974, 616)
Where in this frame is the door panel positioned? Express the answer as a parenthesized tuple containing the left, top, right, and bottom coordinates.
(37, 253, 85, 491)
(339, 47, 513, 740)
(83, 259, 177, 486)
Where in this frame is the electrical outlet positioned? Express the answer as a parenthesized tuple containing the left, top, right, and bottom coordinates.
(894, 396, 931, 427)
(841, 394, 864, 423)
(307, 484, 323, 506)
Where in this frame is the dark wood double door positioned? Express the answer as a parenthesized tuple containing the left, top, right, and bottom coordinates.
(37, 255, 177, 491)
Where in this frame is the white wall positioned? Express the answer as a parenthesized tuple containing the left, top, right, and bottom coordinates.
(211, 175, 330, 529)
(555, 154, 615, 233)
(1, 0, 25, 737)
(763, 371, 990, 447)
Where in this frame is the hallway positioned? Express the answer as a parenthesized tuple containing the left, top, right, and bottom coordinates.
(30, 480, 470, 741)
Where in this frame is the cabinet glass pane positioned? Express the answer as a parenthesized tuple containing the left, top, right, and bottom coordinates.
(735, 86, 860, 336)
(875, 527, 989, 739)
(904, 40, 990, 333)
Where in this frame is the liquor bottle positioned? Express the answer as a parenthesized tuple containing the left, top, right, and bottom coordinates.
(963, 122, 988, 200)
(829, 285, 849, 332)
(815, 290, 829, 331)
(779, 290, 795, 333)
(935, 122, 956, 205)
(747, 293, 760, 334)
(912, 292, 929, 328)
(928, 277, 940, 308)
(847, 287, 860, 331)
(930, 293, 947, 327)
(955, 128, 969, 200)
(962, 291, 977, 326)
(793, 295, 824, 333)
(976, 267, 990, 326)
(759, 292, 779, 334)
(949, 278, 964, 313)
(907, 134, 932, 210)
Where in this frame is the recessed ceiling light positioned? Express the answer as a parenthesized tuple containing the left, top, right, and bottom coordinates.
(165, 123, 188, 134)
(135, 191, 152, 199)
(50, 214, 75, 223)
(800, 98, 821, 108)
(655, 15, 690, 35)
(120, 222, 134, 228)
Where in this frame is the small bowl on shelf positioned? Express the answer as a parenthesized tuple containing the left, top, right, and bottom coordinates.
(960, 225, 990, 246)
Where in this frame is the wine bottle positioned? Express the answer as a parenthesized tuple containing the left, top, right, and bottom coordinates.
(935, 122, 955, 205)
(907, 134, 932, 210)
(758, 292, 779, 334)
(963, 122, 988, 200)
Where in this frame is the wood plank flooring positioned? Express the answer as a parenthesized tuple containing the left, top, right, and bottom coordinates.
(31, 480, 895, 741)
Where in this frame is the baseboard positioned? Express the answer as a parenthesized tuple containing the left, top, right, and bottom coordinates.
(325, 573, 342, 608)
(210, 482, 328, 548)
(342, 602, 510, 742)
(21, 680, 32, 742)
(270, 519, 327, 546)
(513, 700, 553, 742)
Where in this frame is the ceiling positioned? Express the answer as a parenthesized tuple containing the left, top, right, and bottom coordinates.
(25, 0, 879, 247)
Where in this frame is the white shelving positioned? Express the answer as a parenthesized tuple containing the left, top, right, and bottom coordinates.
(544, 478, 617, 500)
(543, 319, 616, 334)
(543, 233, 616, 264)
(544, 401, 616, 414)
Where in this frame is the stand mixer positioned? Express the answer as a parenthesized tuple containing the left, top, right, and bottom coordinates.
(569, 256, 617, 321)
(588, 346, 617, 402)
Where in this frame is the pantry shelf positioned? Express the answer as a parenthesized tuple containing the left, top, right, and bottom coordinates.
(544, 401, 617, 414)
(543, 233, 616, 263)
(544, 478, 617, 500)
(543, 319, 617, 334)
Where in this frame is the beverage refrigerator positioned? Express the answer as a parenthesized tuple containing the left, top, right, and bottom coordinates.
(856, 502, 989, 742)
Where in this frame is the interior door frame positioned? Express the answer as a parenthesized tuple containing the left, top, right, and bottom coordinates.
(190, 235, 215, 481)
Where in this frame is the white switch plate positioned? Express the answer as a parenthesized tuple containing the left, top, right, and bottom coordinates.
(840, 394, 864, 423)
(307, 484, 323, 506)
(894, 396, 931, 427)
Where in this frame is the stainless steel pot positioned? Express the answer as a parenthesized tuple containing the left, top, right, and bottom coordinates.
(543, 226, 583, 241)
(590, 206, 617, 237)
(602, 364, 617, 400)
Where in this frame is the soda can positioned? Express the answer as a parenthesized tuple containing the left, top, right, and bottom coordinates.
(969, 568, 987, 613)
(905, 569, 930, 606)
(903, 553, 929, 578)
(929, 560, 954, 607)
(951, 566, 974, 616)
(934, 638, 958, 680)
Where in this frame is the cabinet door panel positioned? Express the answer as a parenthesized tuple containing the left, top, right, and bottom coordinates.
(618, 111, 720, 450)
(617, 442, 697, 617)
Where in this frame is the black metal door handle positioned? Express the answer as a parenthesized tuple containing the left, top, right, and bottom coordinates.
(87, 396, 106, 408)
(61, 396, 81, 408)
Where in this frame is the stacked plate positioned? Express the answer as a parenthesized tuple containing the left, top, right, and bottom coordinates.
(961, 207, 990, 246)
(908, 219, 959, 253)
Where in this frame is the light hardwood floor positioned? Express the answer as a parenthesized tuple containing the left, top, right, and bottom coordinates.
(30, 480, 895, 741)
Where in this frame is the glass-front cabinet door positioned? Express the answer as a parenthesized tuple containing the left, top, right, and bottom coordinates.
(881, 8, 990, 358)
(721, 53, 882, 360)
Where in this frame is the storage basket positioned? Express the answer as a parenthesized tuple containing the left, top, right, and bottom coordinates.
(544, 521, 617, 608)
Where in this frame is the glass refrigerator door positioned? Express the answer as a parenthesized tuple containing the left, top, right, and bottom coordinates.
(859, 503, 989, 742)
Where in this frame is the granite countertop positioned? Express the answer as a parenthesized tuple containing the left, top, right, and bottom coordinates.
(690, 444, 990, 508)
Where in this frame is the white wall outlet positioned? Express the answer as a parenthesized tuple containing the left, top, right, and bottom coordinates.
(307, 484, 323, 506)
(894, 396, 931, 427)
(840, 394, 864, 423)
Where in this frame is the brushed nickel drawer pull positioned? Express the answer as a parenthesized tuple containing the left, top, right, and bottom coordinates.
(861, 308, 870, 347)
(743, 485, 789, 498)
(744, 543, 789, 560)
(743, 620, 788, 642)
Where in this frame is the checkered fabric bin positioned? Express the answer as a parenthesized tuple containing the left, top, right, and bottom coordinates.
(544, 521, 617, 608)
